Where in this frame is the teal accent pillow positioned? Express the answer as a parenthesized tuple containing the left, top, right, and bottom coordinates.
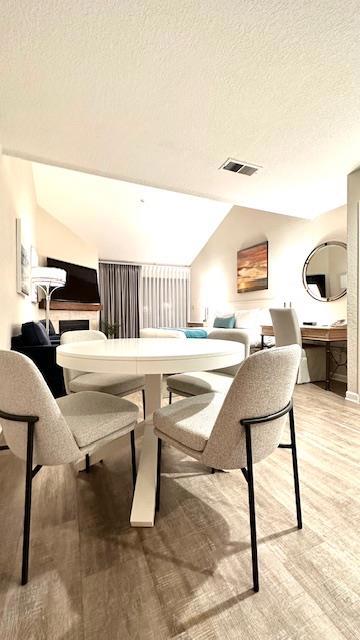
(213, 315, 235, 329)
(183, 329, 208, 338)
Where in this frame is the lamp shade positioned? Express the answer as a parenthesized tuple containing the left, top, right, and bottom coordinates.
(31, 266, 67, 288)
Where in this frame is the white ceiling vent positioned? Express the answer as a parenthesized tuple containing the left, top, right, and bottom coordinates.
(220, 158, 261, 176)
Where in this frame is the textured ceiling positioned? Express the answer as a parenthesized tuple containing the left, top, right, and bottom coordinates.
(32, 161, 230, 264)
(1, 1, 360, 217)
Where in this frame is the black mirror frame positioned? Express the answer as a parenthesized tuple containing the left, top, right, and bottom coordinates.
(302, 241, 347, 302)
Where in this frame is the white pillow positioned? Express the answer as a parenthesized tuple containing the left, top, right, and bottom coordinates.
(235, 309, 261, 329)
(234, 309, 265, 347)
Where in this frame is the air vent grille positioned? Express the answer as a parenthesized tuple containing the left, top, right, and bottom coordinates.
(220, 158, 261, 176)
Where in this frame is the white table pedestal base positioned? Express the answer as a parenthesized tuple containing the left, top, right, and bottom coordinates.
(130, 374, 162, 527)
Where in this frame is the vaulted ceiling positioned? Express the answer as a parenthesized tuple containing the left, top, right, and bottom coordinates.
(1, 1, 360, 219)
(32, 161, 230, 264)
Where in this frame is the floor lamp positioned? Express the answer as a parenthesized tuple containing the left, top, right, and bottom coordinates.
(31, 267, 67, 335)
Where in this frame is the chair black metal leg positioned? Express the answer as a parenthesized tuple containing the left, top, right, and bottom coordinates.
(85, 453, 90, 473)
(168, 391, 172, 405)
(142, 388, 146, 419)
(240, 467, 248, 483)
(155, 438, 162, 512)
(245, 424, 259, 593)
(130, 430, 137, 490)
(289, 407, 302, 529)
(21, 421, 35, 586)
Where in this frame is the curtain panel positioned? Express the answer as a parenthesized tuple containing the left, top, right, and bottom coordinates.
(140, 265, 190, 328)
(99, 263, 141, 338)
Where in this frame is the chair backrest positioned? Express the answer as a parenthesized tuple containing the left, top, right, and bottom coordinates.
(269, 308, 302, 347)
(202, 345, 301, 470)
(0, 350, 80, 465)
(207, 328, 251, 376)
(60, 330, 107, 392)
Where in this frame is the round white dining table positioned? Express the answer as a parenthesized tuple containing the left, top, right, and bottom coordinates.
(57, 337, 244, 527)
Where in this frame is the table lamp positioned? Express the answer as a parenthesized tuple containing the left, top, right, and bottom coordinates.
(31, 266, 67, 334)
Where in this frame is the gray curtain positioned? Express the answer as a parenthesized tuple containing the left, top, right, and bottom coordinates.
(99, 263, 140, 338)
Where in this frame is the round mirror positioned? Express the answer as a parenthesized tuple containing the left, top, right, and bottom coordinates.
(303, 241, 347, 302)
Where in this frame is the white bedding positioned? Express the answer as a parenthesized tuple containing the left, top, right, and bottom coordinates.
(210, 307, 273, 349)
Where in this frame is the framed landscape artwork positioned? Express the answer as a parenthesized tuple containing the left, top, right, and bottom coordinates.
(237, 241, 268, 293)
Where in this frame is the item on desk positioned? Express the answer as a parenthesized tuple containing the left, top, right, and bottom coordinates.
(303, 321, 317, 326)
(331, 319, 346, 327)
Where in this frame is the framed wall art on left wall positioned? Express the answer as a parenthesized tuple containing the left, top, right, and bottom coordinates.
(16, 218, 31, 296)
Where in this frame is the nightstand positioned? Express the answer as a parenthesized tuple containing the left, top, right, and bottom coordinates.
(186, 321, 206, 328)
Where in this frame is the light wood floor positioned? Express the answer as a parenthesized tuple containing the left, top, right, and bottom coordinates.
(0, 384, 359, 640)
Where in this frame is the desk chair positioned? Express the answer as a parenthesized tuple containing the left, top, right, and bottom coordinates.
(270, 308, 325, 384)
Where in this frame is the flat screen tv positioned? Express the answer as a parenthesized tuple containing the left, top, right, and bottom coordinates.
(47, 257, 100, 303)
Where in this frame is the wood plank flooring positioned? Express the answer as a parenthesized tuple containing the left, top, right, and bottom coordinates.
(0, 383, 359, 639)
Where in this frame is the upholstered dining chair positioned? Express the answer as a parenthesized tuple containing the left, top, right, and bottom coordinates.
(61, 330, 146, 416)
(0, 425, 9, 452)
(0, 349, 139, 585)
(269, 308, 325, 384)
(166, 328, 250, 401)
(153, 345, 302, 592)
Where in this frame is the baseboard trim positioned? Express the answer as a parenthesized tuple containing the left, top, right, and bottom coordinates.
(331, 373, 347, 384)
(345, 391, 360, 403)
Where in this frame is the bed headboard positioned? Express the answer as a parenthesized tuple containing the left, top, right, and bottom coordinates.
(209, 297, 284, 325)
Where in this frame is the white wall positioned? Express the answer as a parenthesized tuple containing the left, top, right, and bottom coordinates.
(0, 152, 98, 348)
(0, 153, 38, 347)
(35, 206, 98, 269)
(35, 206, 99, 332)
(346, 167, 360, 402)
(191, 204, 347, 325)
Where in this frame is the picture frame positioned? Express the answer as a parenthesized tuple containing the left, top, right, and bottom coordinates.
(16, 218, 31, 297)
(237, 241, 268, 293)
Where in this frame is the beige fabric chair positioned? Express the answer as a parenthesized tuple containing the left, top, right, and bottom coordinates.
(153, 345, 302, 592)
(61, 330, 146, 416)
(0, 349, 139, 585)
(270, 308, 325, 384)
(166, 328, 250, 400)
(0, 425, 9, 452)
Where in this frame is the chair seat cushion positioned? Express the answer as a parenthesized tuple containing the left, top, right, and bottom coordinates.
(153, 392, 224, 452)
(167, 371, 233, 396)
(69, 373, 145, 396)
(57, 391, 139, 448)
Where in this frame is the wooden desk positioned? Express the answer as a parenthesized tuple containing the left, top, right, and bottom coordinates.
(260, 325, 347, 391)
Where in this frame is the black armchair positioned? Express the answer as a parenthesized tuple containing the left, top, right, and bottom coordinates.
(11, 322, 65, 398)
